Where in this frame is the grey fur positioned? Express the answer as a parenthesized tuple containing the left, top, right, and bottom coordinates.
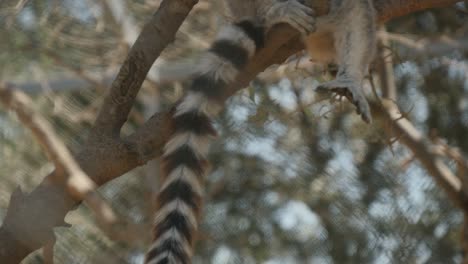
(311, 0, 376, 123)
(157, 1, 376, 122)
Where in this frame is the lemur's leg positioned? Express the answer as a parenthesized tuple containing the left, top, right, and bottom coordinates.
(316, 1, 376, 123)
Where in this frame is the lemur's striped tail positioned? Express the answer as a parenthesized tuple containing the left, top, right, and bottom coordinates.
(145, 20, 264, 264)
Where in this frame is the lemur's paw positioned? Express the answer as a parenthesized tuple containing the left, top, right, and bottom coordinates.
(316, 79, 372, 123)
(266, 0, 316, 35)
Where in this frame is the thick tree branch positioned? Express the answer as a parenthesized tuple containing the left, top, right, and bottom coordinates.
(90, 0, 198, 140)
(374, 0, 462, 22)
(0, 0, 461, 262)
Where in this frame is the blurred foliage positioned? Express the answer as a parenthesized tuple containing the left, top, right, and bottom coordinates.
(1, 0, 467, 263)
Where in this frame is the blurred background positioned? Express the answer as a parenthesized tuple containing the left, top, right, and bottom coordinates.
(1, 0, 468, 263)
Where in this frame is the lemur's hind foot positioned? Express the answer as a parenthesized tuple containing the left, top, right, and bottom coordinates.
(316, 77, 372, 123)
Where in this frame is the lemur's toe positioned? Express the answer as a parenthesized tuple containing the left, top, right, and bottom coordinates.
(355, 98, 372, 124)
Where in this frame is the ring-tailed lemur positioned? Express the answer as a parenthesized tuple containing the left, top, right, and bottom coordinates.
(145, 1, 315, 264)
(146, 0, 376, 263)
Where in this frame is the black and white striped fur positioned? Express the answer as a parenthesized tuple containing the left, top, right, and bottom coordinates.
(144, 21, 263, 264)
(145, 1, 315, 263)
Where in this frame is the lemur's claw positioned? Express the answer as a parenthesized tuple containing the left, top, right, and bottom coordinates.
(265, 0, 316, 35)
(316, 79, 372, 123)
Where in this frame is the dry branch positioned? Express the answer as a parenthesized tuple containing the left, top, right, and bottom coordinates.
(374, 101, 465, 207)
(372, 99, 468, 261)
(0, 83, 123, 257)
(0, 0, 463, 263)
(372, 25, 468, 259)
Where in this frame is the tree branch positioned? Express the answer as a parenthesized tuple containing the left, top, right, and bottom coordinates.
(0, 82, 127, 262)
(90, 0, 198, 140)
(372, 100, 468, 261)
(374, 0, 462, 23)
(373, 100, 466, 209)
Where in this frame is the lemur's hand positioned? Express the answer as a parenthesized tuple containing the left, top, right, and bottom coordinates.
(316, 78, 372, 123)
(264, 0, 316, 35)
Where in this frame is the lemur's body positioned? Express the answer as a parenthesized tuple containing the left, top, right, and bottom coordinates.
(146, 1, 375, 263)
